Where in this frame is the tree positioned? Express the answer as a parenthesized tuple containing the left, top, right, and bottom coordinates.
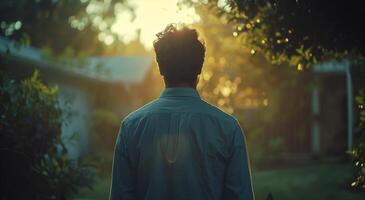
(0, 0, 132, 55)
(186, 0, 365, 191)
(185, 0, 365, 69)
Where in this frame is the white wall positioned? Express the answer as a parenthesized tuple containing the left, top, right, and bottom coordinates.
(58, 84, 90, 159)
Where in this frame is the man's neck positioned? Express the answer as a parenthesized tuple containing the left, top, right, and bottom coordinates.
(165, 82, 196, 89)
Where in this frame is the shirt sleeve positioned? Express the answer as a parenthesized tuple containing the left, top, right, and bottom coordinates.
(223, 121, 255, 200)
(109, 121, 136, 200)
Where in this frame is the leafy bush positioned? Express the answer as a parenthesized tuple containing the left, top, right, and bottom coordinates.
(348, 89, 365, 191)
(0, 70, 95, 199)
(349, 142, 365, 190)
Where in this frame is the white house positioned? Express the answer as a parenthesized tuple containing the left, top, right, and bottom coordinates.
(0, 37, 152, 158)
(310, 60, 365, 156)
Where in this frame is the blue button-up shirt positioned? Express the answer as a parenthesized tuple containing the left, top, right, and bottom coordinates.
(110, 88, 254, 200)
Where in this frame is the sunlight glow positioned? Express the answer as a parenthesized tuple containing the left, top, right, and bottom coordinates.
(111, 0, 200, 48)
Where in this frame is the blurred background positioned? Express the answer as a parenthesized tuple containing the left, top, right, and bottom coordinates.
(1, 0, 365, 199)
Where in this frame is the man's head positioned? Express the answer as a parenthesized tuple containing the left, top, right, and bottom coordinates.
(153, 24, 205, 87)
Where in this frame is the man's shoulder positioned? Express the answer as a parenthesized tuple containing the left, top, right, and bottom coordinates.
(121, 99, 159, 125)
(121, 97, 238, 126)
(198, 99, 238, 124)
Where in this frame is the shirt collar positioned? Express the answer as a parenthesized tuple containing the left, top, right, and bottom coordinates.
(160, 87, 200, 99)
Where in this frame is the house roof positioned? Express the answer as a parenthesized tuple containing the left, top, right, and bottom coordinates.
(0, 36, 152, 84)
(86, 56, 152, 83)
(313, 60, 350, 73)
(313, 59, 365, 76)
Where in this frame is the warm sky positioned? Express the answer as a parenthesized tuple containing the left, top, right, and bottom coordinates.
(111, 0, 201, 48)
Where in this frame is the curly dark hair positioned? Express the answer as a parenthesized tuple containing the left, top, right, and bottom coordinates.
(153, 24, 206, 85)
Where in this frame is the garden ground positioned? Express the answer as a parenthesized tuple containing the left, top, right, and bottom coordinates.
(75, 163, 364, 200)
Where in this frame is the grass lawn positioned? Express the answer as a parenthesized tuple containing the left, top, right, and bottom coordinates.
(252, 164, 364, 200)
(75, 163, 364, 200)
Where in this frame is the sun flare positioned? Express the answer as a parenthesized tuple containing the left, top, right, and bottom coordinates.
(111, 0, 200, 48)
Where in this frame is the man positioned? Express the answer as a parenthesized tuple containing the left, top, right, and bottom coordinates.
(110, 24, 254, 200)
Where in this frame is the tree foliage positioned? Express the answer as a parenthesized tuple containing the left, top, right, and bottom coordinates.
(0, 70, 95, 199)
(0, 0, 132, 55)
(190, 1, 365, 189)
(185, 0, 365, 69)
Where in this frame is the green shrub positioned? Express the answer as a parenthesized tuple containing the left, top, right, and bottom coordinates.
(349, 142, 365, 190)
(0, 70, 95, 199)
(348, 89, 365, 191)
